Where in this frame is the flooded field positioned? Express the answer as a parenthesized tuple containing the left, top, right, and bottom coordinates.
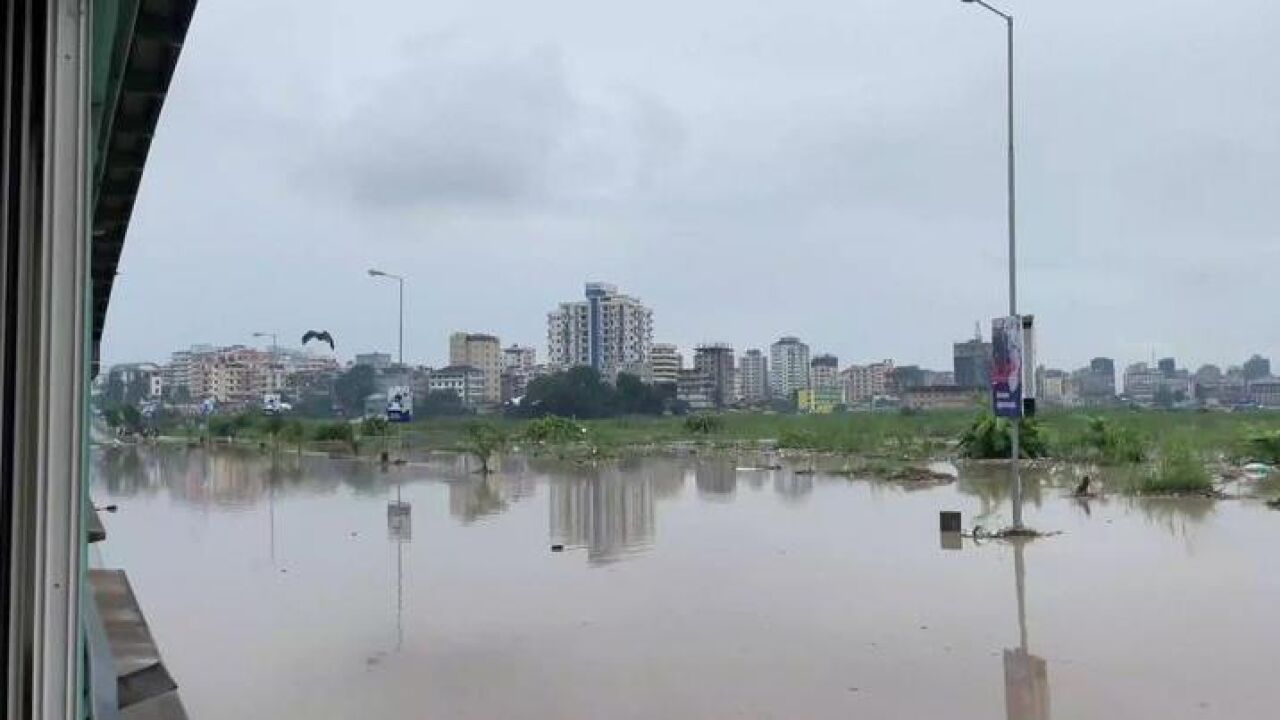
(92, 446, 1280, 719)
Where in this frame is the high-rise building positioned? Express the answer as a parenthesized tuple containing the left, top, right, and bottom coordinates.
(502, 345, 537, 373)
(428, 365, 487, 409)
(769, 337, 810, 401)
(953, 331, 993, 389)
(648, 343, 682, 386)
(547, 282, 653, 382)
(1244, 354, 1271, 382)
(1157, 357, 1177, 378)
(841, 360, 894, 404)
(693, 344, 735, 408)
(802, 354, 842, 413)
(739, 349, 768, 404)
(450, 333, 502, 404)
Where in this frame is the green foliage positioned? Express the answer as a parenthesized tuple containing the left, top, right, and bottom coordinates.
(1134, 442, 1212, 495)
(523, 416, 586, 444)
(312, 421, 355, 443)
(1245, 429, 1280, 464)
(333, 365, 377, 415)
(419, 389, 468, 417)
(279, 420, 306, 452)
(360, 416, 389, 437)
(1081, 416, 1147, 464)
(958, 412, 1047, 459)
(515, 368, 667, 419)
(463, 423, 507, 473)
(120, 405, 144, 433)
(683, 414, 724, 435)
(263, 413, 286, 440)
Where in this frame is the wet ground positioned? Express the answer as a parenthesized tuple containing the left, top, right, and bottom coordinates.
(92, 446, 1280, 719)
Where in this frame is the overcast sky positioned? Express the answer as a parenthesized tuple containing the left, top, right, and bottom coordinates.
(103, 0, 1280, 372)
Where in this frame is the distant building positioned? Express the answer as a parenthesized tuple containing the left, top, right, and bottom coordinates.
(953, 331, 993, 389)
(1074, 357, 1116, 405)
(922, 370, 956, 387)
(738, 349, 768, 404)
(676, 369, 714, 411)
(901, 386, 983, 411)
(694, 344, 735, 408)
(842, 360, 893, 404)
(1244, 354, 1271, 382)
(889, 365, 926, 394)
(547, 282, 653, 382)
(427, 365, 486, 409)
(1036, 368, 1070, 407)
(450, 332, 502, 405)
(355, 352, 392, 370)
(502, 345, 537, 373)
(797, 387, 842, 414)
(648, 343, 682, 386)
(769, 337, 810, 401)
(1123, 363, 1159, 404)
(1158, 357, 1177, 378)
(1248, 378, 1280, 408)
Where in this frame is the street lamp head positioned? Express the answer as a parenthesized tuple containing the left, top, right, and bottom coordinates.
(367, 269, 385, 277)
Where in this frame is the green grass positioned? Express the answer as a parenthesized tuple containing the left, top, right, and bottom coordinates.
(1129, 441, 1214, 496)
(151, 407, 1280, 465)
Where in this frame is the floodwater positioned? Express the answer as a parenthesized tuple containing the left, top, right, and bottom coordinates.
(92, 446, 1280, 720)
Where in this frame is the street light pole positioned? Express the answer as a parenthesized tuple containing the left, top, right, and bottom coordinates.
(368, 269, 406, 366)
(962, 0, 1022, 529)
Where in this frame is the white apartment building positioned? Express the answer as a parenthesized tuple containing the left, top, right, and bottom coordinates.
(428, 365, 487, 409)
(450, 332, 502, 404)
(648, 343, 683, 385)
(769, 337, 810, 400)
(547, 282, 653, 381)
(842, 360, 894, 404)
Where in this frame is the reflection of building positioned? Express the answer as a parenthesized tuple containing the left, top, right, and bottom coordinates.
(549, 471, 654, 564)
(773, 471, 813, 502)
(450, 333, 502, 405)
(448, 477, 511, 523)
(769, 337, 810, 401)
(694, 462, 736, 497)
(547, 282, 653, 381)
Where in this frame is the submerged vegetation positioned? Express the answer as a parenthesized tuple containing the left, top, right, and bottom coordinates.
(1130, 441, 1214, 496)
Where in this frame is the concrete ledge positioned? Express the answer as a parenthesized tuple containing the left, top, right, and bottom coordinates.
(89, 569, 187, 719)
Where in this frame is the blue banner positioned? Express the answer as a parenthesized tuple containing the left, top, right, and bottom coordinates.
(991, 316, 1023, 418)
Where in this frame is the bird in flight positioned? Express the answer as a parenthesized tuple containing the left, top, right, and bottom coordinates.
(302, 330, 335, 350)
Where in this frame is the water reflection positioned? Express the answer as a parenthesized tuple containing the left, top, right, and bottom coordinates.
(695, 461, 736, 499)
(1004, 539, 1051, 720)
(549, 465, 655, 564)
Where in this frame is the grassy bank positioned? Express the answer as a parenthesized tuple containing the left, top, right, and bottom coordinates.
(150, 408, 1280, 464)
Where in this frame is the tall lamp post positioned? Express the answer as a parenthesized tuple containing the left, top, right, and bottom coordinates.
(367, 269, 405, 366)
(961, 0, 1023, 529)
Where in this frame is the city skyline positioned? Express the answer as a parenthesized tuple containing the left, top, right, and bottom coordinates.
(97, 0, 1280, 373)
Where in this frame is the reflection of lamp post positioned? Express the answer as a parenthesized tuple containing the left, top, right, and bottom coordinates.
(387, 482, 411, 651)
(367, 269, 405, 366)
(1003, 539, 1050, 720)
(960, 0, 1024, 529)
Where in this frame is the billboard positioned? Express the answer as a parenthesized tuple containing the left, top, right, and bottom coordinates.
(991, 316, 1023, 418)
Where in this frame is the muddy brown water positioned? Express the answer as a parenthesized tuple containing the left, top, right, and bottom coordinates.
(92, 446, 1280, 719)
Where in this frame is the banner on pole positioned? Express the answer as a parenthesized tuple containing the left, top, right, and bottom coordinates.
(991, 316, 1023, 418)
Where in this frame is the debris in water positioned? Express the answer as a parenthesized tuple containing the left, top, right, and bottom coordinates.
(1072, 475, 1094, 497)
